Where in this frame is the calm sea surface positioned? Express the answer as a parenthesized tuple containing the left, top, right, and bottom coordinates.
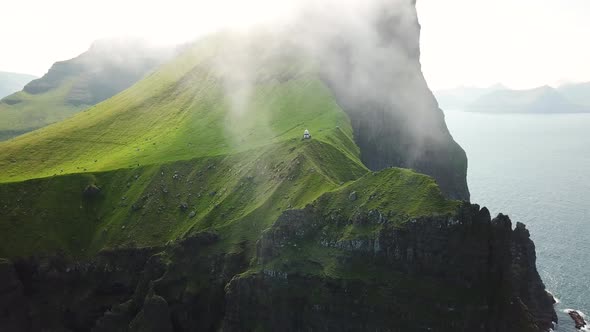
(445, 111, 590, 331)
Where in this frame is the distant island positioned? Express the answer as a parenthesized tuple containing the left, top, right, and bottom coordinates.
(436, 82, 590, 114)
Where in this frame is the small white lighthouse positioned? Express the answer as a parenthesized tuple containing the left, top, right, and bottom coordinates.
(303, 129, 311, 140)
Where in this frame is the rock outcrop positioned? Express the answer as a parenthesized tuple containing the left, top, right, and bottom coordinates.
(568, 310, 587, 330)
(0, 204, 556, 331)
(0, 259, 28, 331)
(0, 233, 247, 331)
(224, 204, 556, 331)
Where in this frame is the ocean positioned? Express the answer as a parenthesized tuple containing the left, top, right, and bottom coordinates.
(444, 111, 590, 331)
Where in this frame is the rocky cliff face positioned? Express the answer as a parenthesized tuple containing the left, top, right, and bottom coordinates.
(0, 233, 247, 332)
(223, 204, 556, 331)
(0, 204, 556, 331)
(303, 0, 470, 200)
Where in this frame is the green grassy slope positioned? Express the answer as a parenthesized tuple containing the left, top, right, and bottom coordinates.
(0, 139, 367, 258)
(0, 41, 165, 141)
(0, 33, 461, 259)
(0, 80, 82, 140)
(0, 36, 358, 183)
(318, 168, 459, 219)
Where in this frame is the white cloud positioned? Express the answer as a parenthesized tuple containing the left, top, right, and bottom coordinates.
(0, 0, 295, 75)
(417, 0, 590, 90)
(1, 0, 589, 89)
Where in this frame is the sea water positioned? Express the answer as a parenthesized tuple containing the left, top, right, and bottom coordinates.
(444, 111, 590, 331)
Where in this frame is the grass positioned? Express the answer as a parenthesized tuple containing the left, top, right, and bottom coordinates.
(253, 167, 461, 280)
(0, 32, 460, 266)
(0, 32, 368, 257)
(317, 168, 461, 220)
(0, 79, 85, 139)
(0, 138, 366, 258)
(0, 40, 356, 183)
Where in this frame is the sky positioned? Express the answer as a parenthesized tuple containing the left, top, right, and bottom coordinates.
(417, 0, 590, 90)
(1, 0, 589, 90)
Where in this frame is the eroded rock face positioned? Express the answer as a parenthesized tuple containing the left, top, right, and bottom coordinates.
(225, 204, 556, 332)
(567, 310, 587, 330)
(0, 203, 555, 331)
(0, 233, 247, 331)
(7, 248, 158, 331)
(510, 222, 559, 330)
(0, 259, 28, 331)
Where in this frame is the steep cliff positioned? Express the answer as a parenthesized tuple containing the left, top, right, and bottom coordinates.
(0, 201, 556, 331)
(0, 0, 555, 330)
(225, 204, 556, 331)
(306, 0, 470, 200)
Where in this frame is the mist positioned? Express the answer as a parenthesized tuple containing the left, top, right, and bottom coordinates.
(194, 0, 468, 199)
(18, 38, 173, 107)
(202, 0, 452, 157)
(1, 0, 467, 198)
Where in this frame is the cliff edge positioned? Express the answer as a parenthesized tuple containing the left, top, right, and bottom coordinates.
(310, 0, 470, 200)
(0, 0, 556, 331)
(0, 203, 556, 331)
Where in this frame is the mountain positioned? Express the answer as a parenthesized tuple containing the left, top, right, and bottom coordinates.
(0, 40, 171, 141)
(466, 85, 590, 113)
(434, 84, 507, 110)
(438, 84, 590, 114)
(0, 71, 37, 99)
(558, 81, 590, 107)
(0, 1, 555, 331)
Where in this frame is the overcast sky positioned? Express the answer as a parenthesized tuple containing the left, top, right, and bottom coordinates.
(1, 0, 589, 90)
(417, 0, 590, 90)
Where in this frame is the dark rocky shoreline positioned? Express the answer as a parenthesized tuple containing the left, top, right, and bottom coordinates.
(568, 310, 587, 330)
